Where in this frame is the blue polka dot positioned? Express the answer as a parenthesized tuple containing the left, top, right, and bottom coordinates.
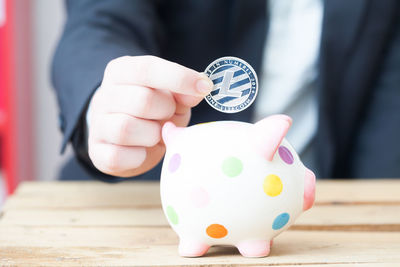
(272, 213, 290, 230)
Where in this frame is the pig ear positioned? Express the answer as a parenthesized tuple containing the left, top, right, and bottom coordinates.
(252, 115, 292, 161)
(162, 121, 184, 146)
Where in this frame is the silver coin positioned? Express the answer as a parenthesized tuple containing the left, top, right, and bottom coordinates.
(204, 56, 258, 113)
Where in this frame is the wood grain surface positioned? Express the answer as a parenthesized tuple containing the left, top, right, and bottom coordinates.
(0, 180, 399, 266)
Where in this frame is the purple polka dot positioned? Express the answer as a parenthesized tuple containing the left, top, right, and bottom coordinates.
(168, 153, 181, 173)
(278, 146, 294, 165)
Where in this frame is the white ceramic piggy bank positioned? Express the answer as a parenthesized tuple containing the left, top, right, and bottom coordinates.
(160, 115, 316, 257)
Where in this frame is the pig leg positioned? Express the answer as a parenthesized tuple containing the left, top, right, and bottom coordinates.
(178, 239, 210, 257)
(303, 168, 316, 211)
(237, 240, 271, 257)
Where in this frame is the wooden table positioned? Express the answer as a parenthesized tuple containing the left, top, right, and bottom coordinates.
(0, 180, 399, 266)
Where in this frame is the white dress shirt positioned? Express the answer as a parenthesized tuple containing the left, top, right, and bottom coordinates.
(254, 0, 323, 157)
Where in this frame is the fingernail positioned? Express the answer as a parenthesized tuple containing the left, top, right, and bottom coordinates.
(196, 74, 214, 95)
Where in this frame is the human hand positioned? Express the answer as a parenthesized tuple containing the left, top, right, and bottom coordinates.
(87, 56, 213, 177)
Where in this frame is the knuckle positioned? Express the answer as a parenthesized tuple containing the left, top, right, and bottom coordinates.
(140, 55, 157, 62)
(90, 116, 106, 141)
(173, 70, 186, 91)
(88, 143, 121, 175)
(136, 89, 154, 117)
(119, 55, 132, 61)
(133, 55, 158, 86)
(104, 56, 130, 78)
(164, 92, 176, 117)
(87, 141, 97, 163)
(146, 123, 161, 147)
(130, 148, 147, 168)
(105, 58, 118, 73)
(138, 55, 158, 69)
(114, 116, 131, 144)
(103, 147, 122, 173)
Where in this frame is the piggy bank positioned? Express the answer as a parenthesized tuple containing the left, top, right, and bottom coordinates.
(160, 115, 316, 257)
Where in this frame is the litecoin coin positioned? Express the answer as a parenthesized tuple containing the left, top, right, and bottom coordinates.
(204, 56, 258, 113)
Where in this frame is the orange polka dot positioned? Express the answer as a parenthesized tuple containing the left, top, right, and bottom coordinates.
(206, 224, 228, 239)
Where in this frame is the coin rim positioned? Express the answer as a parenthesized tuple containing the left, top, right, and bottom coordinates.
(203, 56, 259, 114)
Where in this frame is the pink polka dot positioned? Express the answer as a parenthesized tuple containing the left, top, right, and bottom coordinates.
(168, 153, 181, 173)
(190, 187, 209, 208)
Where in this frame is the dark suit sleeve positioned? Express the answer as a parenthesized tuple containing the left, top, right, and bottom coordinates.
(51, 0, 163, 181)
(349, 20, 400, 178)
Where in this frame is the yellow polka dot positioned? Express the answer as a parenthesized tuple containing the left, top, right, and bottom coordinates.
(263, 174, 283, 197)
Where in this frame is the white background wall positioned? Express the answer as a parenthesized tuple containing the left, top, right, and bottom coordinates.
(32, 0, 71, 181)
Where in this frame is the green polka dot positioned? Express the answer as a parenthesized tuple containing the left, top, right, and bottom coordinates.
(222, 157, 243, 177)
(166, 206, 179, 225)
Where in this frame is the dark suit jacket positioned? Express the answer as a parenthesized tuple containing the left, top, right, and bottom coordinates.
(52, 0, 400, 181)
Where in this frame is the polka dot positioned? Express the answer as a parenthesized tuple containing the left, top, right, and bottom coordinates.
(190, 187, 210, 208)
(206, 224, 228, 238)
(272, 213, 290, 230)
(278, 146, 294, 165)
(263, 174, 283, 197)
(222, 157, 243, 177)
(168, 153, 181, 173)
(166, 206, 179, 225)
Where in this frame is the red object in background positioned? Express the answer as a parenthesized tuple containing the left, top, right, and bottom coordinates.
(0, 0, 34, 195)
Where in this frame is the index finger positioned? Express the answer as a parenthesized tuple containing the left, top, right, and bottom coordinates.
(103, 55, 213, 97)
